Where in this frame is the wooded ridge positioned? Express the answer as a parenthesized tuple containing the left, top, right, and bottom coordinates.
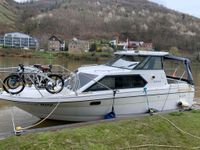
(1, 0, 200, 51)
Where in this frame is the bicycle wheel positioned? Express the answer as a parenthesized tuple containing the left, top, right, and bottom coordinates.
(45, 74, 64, 94)
(3, 74, 25, 94)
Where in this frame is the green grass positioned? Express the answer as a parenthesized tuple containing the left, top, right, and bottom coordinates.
(1, 111, 200, 150)
(0, 49, 112, 61)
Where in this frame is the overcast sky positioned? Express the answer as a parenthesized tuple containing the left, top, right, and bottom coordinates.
(149, 0, 200, 18)
(14, 0, 28, 2)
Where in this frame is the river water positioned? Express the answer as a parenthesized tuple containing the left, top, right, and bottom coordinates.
(0, 56, 199, 135)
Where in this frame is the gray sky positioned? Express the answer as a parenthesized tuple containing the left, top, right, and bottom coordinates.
(14, 0, 28, 2)
(149, 0, 200, 18)
(14, 0, 38, 2)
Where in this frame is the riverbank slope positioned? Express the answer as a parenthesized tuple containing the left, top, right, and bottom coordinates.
(0, 111, 200, 149)
(0, 48, 112, 61)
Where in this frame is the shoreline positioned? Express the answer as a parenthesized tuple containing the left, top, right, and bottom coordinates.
(0, 48, 112, 61)
(0, 48, 199, 63)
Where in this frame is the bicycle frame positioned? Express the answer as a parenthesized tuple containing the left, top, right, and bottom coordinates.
(18, 66, 56, 87)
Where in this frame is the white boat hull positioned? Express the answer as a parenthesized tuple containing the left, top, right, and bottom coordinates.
(8, 84, 194, 121)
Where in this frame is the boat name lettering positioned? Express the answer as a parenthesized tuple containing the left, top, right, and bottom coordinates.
(153, 80, 161, 83)
(40, 103, 54, 107)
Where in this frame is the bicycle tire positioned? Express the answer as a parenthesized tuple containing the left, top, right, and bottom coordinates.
(3, 74, 25, 95)
(45, 74, 64, 94)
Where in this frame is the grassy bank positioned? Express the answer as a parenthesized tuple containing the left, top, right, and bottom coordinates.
(0, 111, 200, 149)
(0, 48, 112, 61)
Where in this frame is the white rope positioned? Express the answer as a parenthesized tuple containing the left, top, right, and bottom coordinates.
(158, 114, 200, 140)
(118, 144, 184, 149)
(161, 84, 172, 112)
(143, 87, 150, 112)
(118, 113, 200, 150)
(13, 102, 60, 132)
(11, 107, 17, 134)
(118, 144, 200, 149)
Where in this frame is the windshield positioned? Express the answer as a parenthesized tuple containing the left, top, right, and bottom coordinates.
(163, 56, 193, 84)
(106, 54, 147, 69)
(65, 72, 97, 91)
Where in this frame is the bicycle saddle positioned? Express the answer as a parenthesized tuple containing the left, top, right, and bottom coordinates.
(34, 64, 52, 72)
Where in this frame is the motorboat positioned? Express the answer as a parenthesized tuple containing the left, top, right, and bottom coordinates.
(0, 50, 195, 121)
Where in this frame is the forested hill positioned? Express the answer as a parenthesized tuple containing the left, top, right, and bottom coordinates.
(0, 0, 17, 32)
(2, 0, 200, 51)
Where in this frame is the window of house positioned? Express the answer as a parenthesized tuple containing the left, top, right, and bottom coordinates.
(84, 75, 147, 92)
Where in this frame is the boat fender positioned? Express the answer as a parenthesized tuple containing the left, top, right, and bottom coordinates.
(178, 100, 190, 107)
(147, 108, 158, 116)
(15, 126, 23, 136)
(104, 111, 116, 119)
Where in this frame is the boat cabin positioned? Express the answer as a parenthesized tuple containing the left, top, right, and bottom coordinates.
(66, 50, 193, 93)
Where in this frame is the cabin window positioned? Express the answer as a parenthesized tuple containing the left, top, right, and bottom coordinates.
(163, 57, 188, 82)
(106, 55, 147, 70)
(135, 56, 162, 70)
(78, 73, 97, 88)
(85, 76, 115, 91)
(65, 72, 97, 91)
(84, 75, 147, 92)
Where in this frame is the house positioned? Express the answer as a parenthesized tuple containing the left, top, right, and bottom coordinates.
(68, 38, 90, 53)
(140, 43, 153, 50)
(126, 40, 153, 50)
(109, 38, 153, 50)
(48, 35, 65, 51)
(127, 40, 144, 49)
(0, 32, 39, 49)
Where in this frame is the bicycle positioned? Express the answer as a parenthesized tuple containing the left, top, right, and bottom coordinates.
(3, 64, 64, 95)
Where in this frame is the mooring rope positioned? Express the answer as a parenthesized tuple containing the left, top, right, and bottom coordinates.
(12, 101, 60, 134)
(118, 144, 184, 149)
(157, 114, 200, 140)
(11, 107, 17, 134)
(117, 113, 200, 150)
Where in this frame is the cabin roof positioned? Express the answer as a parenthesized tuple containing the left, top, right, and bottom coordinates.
(115, 50, 169, 56)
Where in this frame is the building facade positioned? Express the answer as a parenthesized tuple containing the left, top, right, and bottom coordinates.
(0, 32, 39, 49)
(48, 35, 65, 51)
(68, 38, 90, 53)
(110, 38, 153, 50)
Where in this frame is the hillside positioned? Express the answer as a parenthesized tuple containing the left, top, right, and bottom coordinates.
(0, 0, 17, 32)
(2, 0, 200, 51)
